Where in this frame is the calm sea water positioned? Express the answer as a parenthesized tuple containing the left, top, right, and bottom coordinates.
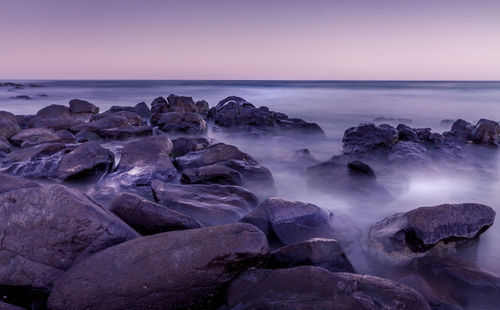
(2, 80, 500, 275)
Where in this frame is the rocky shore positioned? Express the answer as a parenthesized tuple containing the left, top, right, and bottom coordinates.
(0, 94, 498, 309)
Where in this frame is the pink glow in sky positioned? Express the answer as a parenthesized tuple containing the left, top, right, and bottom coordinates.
(1, 0, 499, 80)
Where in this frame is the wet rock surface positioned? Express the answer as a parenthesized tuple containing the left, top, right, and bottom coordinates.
(48, 223, 268, 310)
(225, 266, 430, 310)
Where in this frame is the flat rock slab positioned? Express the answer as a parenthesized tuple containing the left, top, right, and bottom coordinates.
(48, 223, 268, 310)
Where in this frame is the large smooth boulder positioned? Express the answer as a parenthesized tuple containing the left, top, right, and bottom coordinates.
(54, 142, 114, 180)
(209, 96, 323, 135)
(0, 184, 138, 294)
(97, 125, 153, 140)
(10, 128, 61, 147)
(109, 102, 150, 119)
(172, 137, 211, 157)
(343, 123, 399, 153)
(225, 266, 430, 310)
(70, 111, 141, 133)
(112, 136, 176, 186)
(241, 198, 359, 249)
(48, 223, 268, 310)
(363, 203, 495, 267)
(0, 173, 40, 194)
(268, 238, 356, 273)
(69, 99, 99, 115)
(0, 136, 12, 153)
(108, 192, 202, 235)
(35, 105, 71, 119)
(471, 119, 500, 145)
(167, 94, 197, 113)
(153, 112, 207, 135)
(176, 143, 276, 197)
(0, 118, 20, 139)
(28, 116, 82, 131)
(152, 181, 258, 226)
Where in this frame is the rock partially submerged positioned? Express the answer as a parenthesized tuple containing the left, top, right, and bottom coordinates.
(152, 180, 258, 226)
(241, 198, 359, 249)
(48, 223, 268, 310)
(226, 266, 430, 310)
(363, 203, 495, 267)
(55, 141, 114, 180)
(208, 96, 324, 136)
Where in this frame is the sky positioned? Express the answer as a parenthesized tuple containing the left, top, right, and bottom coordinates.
(1, 0, 499, 80)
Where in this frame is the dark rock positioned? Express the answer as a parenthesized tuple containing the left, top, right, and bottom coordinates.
(176, 143, 275, 197)
(71, 111, 141, 132)
(36, 104, 72, 119)
(471, 119, 500, 145)
(0, 118, 21, 139)
(167, 94, 198, 113)
(113, 136, 176, 186)
(150, 96, 168, 114)
(108, 102, 151, 120)
(397, 124, 422, 143)
(0, 112, 18, 124)
(0, 301, 25, 310)
(152, 180, 258, 226)
(10, 128, 61, 147)
(0, 136, 12, 153)
(0, 183, 138, 295)
(268, 238, 356, 273)
(160, 112, 207, 135)
(363, 203, 495, 267)
(343, 123, 399, 153)
(28, 116, 82, 131)
(69, 99, 99, 115)
(54, 142, 114, 180)
(196, 100, 209, 115)
(48, 223, 268, 310)
(241, 198, 359, 249)
(54, 129, 75, 143)
(307, 158, 393, 202)
(0, 173, 40, 194)
(97, 125, 153, 140)
(108, 192, 202, 235)
(225, 266, 430, 310)
(10, 95, 31, 100)
(172, 137, 212, 157)
(210, 96, 323, 135)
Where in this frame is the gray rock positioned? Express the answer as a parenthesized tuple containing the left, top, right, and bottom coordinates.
(167, 94, 198, 113)
(241, 198, 360, 249)
(225, 266, 430, 310)
(0, 183, 138, 293)
(172, 137, 212, 157)
(71, 111, 141, 133)
(97, 125, 153, 140)
(55, 142, 114, 180)
(268, 238, 356, 273)
(69, 99, 99, 115)
(196, 100, 209, 115)
(471, 119, 500, 145)
(108, 192, 202, 235)
(28, 116, 82, 131)
(10, 128, 61, 147)
(0, 118, 20, 139)
(48, 223, 268, 310)
(36, 104, 72, 119)
(343, 123, 399, 154)
(363, 203, 495, 267)
(152, 180, 258, 226)
(0, 173, 40, 194)
(0, 136, 12, 153)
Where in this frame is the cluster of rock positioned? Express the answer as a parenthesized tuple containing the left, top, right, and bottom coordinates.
(0, 95, 498, 309)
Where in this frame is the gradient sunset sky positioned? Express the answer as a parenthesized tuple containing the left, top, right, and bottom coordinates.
(1, 0, 499, 80)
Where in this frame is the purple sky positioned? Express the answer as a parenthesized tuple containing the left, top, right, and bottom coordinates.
(1, 0, 499, 80)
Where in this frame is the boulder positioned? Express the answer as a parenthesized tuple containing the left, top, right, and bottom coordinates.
(471, 119, 500, 145)
(0, 184, 138, 295)
(150, 96, 168, 114)
(109, 102, 150, 120)
(14, 114, 34, 129)
(397, 124, 421, 143)
(342, 123, 399, 153)
(152, 180, 258, 226)
(75, 129, 100, 142)
(71, 111, 141, 133)
(172, 137, 212, 157)
(54, 129, 75, 143)
(167, 94, 197, 113)
(196, 100, 209, 115)
(68, 99, 99, 115)
(108, 192, 202, 235)
(0, 136, 12, 153)
(10, 128, 61, 147)
(363, 203, 495, 267)
(112, 136, 176, 186)
(225, 266, 430, 310)
(176, 143, 275, 197)
(0, 173, 40, 194)
(241, 198, 359, 249)
(28, 116, 82, 131)
(0, 118, 20, 139)
(54, 142, 114, 180)
(48, 223, 268, 310)
(97, 125, 153, 140)
(0, 111, 18, 124)
(159, 112, 207, 135)
(268, 238, 356, 273)
(35, 104, 71, 119)
(210, 96, 323, 135)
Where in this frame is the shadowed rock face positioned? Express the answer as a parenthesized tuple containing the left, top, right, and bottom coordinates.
(47, 223, 269, 310)
(363, 203, 495, 267)
(176, 143, 276, 197)
(152, 181, 258, 226)
(108, 192, 202, 234)
(240, 198, 360, 249)
(225, 266, 430, 310)
(69, 99, 99, 115)
(208, 96, 324, 136)
(10, 128, 61, 147)
(471, 119, 500, 145)
(172, 137, 212, 157)
(268, 238, 356, 273)
(151, 111, 207, 135)
(343, 123, 399, 153)
(0, 183, 138, 293)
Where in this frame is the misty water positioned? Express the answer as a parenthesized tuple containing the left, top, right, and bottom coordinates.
(2, 80, 500, 277)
